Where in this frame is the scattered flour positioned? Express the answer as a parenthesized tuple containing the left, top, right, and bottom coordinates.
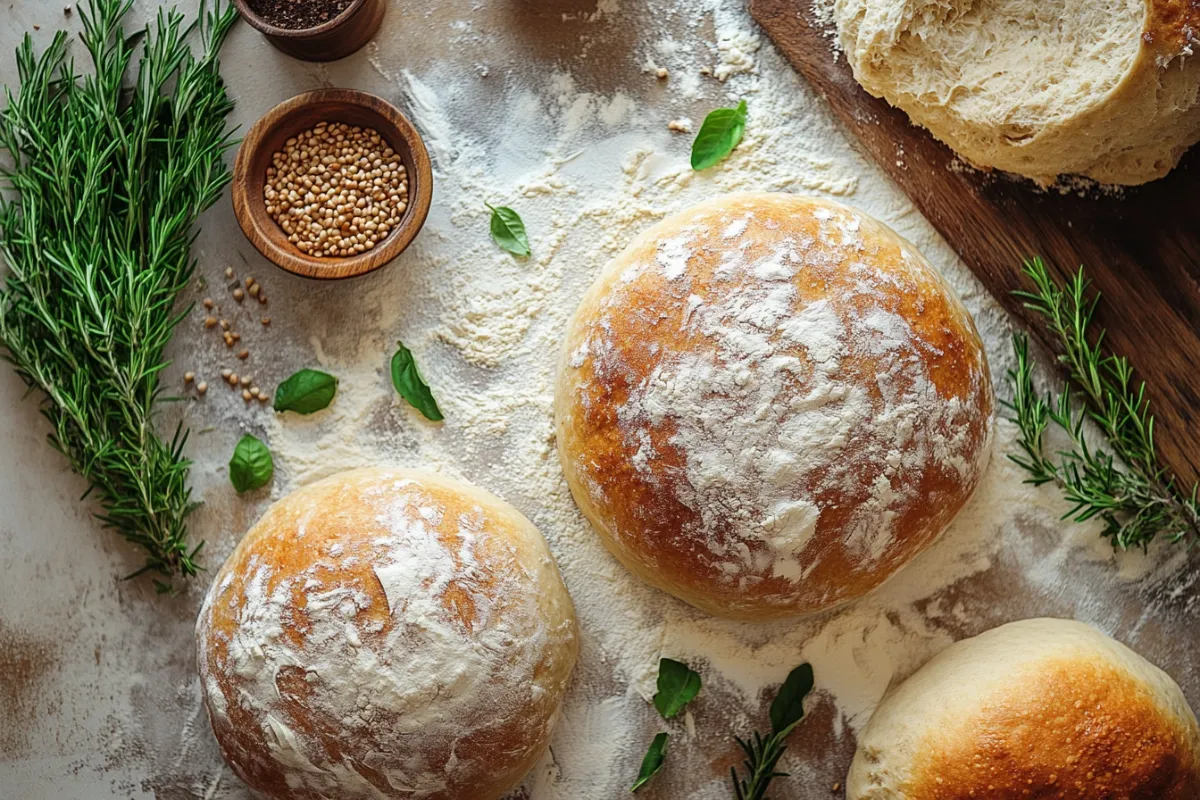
(5, 0, 1196, 798)
(246, 2, 1198, 798)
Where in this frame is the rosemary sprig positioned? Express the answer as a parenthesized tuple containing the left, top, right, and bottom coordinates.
(1005, 258, 1200, 549)
(730, 663, 814, 800)
(0, 0, 238, 591)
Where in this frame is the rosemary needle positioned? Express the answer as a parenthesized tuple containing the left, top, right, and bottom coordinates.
(1005, 258, 1200, 549)
(0, 0, 239, 592)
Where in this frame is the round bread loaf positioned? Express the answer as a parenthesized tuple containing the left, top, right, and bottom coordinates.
(554, 193, 994, 620)
(833, 0, 1200, 185)
(195, 468, 578, 800)
(847, 618, 1200, 798)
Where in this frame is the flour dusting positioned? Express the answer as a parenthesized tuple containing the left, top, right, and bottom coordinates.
(3, 0, 1197, 798)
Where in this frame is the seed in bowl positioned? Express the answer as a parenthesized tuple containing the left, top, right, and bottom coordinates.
(263, 121, 409, 259)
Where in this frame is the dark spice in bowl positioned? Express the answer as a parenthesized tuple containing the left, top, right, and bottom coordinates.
(246, 0, 353, 30)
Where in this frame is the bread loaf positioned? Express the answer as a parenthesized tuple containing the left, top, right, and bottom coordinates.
(833, 0, 1200, 185)
(554, 193, 994, 620)
(848, 618, 1200, 798)
(196, 468, 578, 800)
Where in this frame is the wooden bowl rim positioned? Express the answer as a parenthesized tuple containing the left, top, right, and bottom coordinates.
(232, 89, 434, 281)
(231, 0, 366, 38)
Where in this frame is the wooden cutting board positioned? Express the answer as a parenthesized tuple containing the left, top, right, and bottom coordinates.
(749, 0, 1200, 488)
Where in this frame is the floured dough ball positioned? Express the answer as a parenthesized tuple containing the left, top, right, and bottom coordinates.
(554, 193, 993, 620)
(196, 468, 578, 800)
(848, 618, 1200, 798)
(833, 0, 1200, 185)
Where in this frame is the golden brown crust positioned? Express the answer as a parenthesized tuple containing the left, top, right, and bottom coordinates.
(555, 193, 994, 619)
(196, 468, 578, 800)
(1144, 0, 1200, 61)
(908, 657, 1200, 799)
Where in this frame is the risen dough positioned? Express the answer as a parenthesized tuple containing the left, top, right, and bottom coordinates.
(848, 618, 1200, 798)
(196, 468, 578, 800)
(833, 0, 1200, 185)
(554, 193, 994, 620)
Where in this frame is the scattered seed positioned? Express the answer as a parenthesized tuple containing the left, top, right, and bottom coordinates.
(258, 393, 270, 404)
(221, 368, 233, 379)
(258, 294, 268, 305)
(204, 316, 217, 328)
(231, 332, 241, 343)
(261, 316, 272, 326)
(245, 277, 256, 289)
(248, 283, 261, 298)
(184, 371, 195, 384)
(224, 267, 234, 279)
(655, 67, 668, 79)
(240, 375, 252, 386)
(242, 389, 252, 401)
(220, 319, 230, 330)
(237, 349, 249, 360)
(196, 382, 208, 395)
(228, 372, 239, 385)
(233, 288, 245, 302)
(202, 298, 215, 309)
(249, 386, 261, 398)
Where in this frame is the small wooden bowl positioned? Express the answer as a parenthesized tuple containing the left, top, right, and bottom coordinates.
(232, 0, 385, 62)
(232, 89, 433, 281)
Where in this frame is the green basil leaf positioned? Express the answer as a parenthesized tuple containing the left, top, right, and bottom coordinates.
(769, 662, 815, 737)
(653, 658, 702, 719)
(690, 99, 747, 171)
(391, 341, 443, 421)
(631, 732, 668, 793)
(273, 368, 338, 415)
(487, 203, 531, 257)
(229, 434, 274, 494)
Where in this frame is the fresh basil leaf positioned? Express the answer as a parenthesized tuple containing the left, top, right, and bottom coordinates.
(769, 662, 815, 737)
(487, 203, 531, 257)
(273, 368, 337, 415)
(229, 434, 274, 494)
(631, 732, 668, 793)
(390, 341, 443, 422)
(690, 99, 747, 171)
(653, 658, 702, 719)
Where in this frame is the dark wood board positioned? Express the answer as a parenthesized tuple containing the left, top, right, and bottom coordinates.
(749, 0, 1200, 488)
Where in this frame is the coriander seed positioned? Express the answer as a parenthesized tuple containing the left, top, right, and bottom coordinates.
(263, 121, 410, 259)
(233, 288, 245, 302)
(204, 316, 218, 328)
(197, 382, 208, 395)
(184, 371, 195, 383)
(242, 389, 252, 402)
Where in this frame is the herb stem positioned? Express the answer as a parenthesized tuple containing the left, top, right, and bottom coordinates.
(0, 0, 238, 591)
(1006, 258, 1200, 548)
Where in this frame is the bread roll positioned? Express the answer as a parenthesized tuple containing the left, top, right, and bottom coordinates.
(847, 618, 1200, 798)
(195, 468, 578, 800)
(554, 193, 994, 620)
(833, 0, 1200, 185)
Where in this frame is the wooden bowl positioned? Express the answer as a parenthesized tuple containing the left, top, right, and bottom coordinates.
(232, 89, 433, 281)
(232, 0, 385, 62)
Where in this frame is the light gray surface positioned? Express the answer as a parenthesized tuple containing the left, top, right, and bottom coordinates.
(1, 1, 1198, 799)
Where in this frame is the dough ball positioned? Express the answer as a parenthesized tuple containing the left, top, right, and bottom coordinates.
(554, 193, 994, 620)
(848, 618, 1200, 798)
(196, 468, 578, 800)
(833, 0, 1200, 185)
